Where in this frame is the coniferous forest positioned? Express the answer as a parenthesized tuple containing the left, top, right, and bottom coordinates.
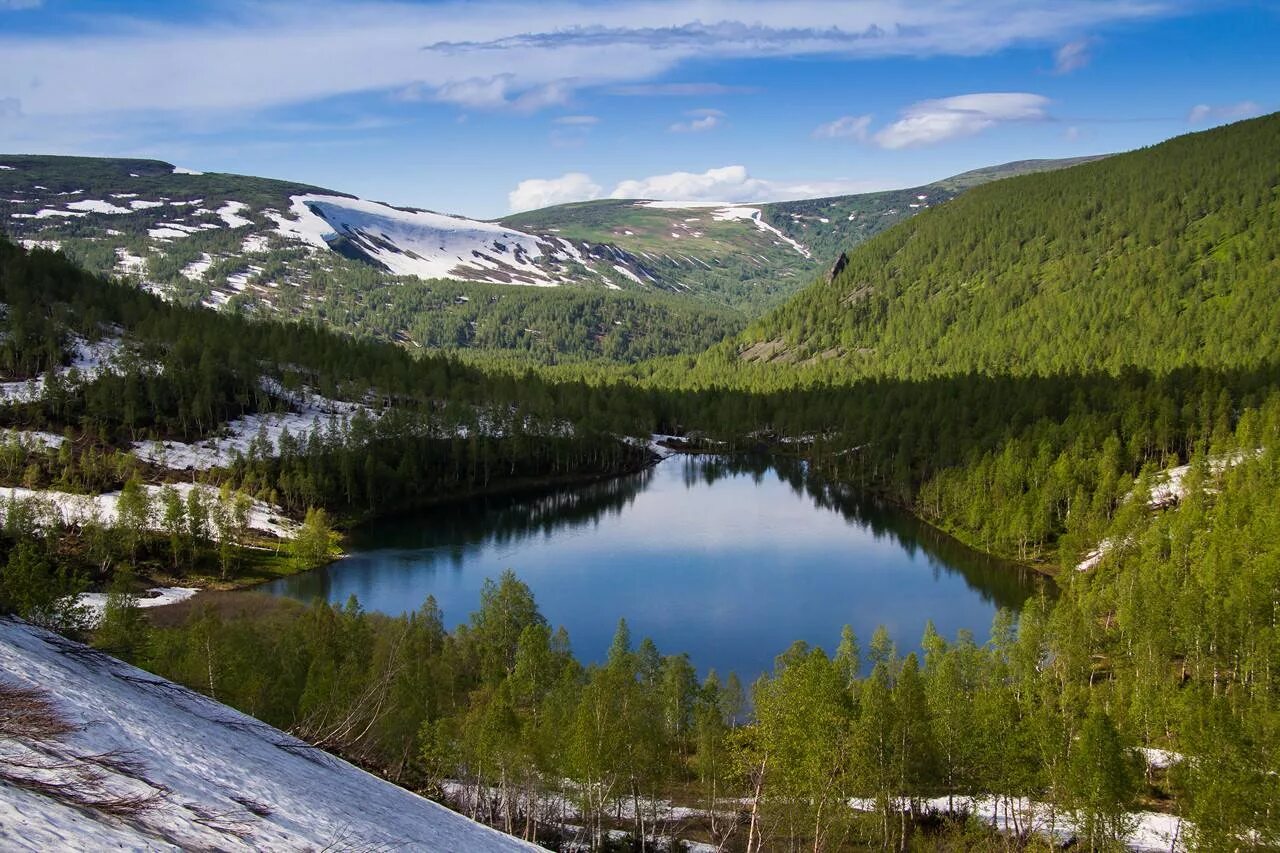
(3, 111, 1280, 850)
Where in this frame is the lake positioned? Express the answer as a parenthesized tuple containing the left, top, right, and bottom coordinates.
(264, 455, 1047, 680)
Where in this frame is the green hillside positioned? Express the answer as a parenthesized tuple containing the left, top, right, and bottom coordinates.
(501, 156, 1103, 311)
(732, 114, 1279, 379)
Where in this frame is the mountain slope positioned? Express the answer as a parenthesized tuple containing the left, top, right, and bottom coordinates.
(3, 154, 1099, 311)
(0, 617, 539, 851)
(729, 113, 1280, 379)
(500, 156, 1106, 309)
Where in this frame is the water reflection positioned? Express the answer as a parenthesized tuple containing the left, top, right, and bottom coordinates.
(265, 455, 1048, 679)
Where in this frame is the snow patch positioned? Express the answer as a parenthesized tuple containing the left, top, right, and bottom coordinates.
(0, 482, 298, 541)
(0, 335, 126, 404)
(240, 233, 269, 253)
(76, 586, 198, 624)
(0, 429, 66, 450)
(115, 248, 146, 275)
(215, 200, 252, 228)
(65, 199, 131, 215)
(171, 166, 204, 175)
(180, 253, 214, 281)
(18, 239, 61, 252)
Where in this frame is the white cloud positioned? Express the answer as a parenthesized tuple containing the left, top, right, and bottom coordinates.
(1187, 101, 1261, 124)
(553, 115, 599, 125)
(402, 75, 572, 112)
(0, 0, 41, 9)
(873, 92, 1050, 149)
(0, 1, 1170, 123)
(607, 82, 758, 97)
(508, 164, 902, 210)
(611, 165, 764, 201)
(1053, 39, 1092, 74)
(508, 172, 602, 212)
(668, 108, 725, 133)
(813, 114, 872, 140)
(606, 164, 889, 203)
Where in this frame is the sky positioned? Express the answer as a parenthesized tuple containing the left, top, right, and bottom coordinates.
(0, 0, 1275, 219)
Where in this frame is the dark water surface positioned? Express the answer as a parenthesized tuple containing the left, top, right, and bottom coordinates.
(264, 455, 1046, 680)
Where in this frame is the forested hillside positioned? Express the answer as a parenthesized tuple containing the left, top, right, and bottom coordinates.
(725, 113, 1280, 380)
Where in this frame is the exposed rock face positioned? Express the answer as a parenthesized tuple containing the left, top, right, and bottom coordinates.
(828, 251, 849, 283)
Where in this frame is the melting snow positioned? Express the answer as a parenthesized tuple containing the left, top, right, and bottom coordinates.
(171, 166, 204, 175)
(132, 378, 376, 471)
(65, 199, 131, 215)
(0, 336, 125, 404)
(846, 796, 1183, 852)
(216, 200, 252, 228)
(18, 239, 61, 252)
(0, 482, 297, 540)
(180, 254, 214, 281)
(0, 429, 66, 450)
(129, 199, 165, 210)
(115, 248, 146, 275)
(12, 209, 86, 220)
(76, 587, 198, 624)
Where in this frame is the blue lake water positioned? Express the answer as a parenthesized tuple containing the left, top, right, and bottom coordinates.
(264, 455, 1046, 680)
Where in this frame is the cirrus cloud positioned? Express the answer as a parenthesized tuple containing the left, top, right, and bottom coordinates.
(813, 114, 872, 140)
(1187, 101, 1261, 124)
(1053, 39, 1092, 74)
(668, 108, 725, 133)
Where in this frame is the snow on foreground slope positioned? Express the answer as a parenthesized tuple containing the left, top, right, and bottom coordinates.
(0, 618, 542, 852)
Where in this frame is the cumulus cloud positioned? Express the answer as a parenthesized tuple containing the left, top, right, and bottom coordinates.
(668, 108, 725, 133)
(508, 172, 602, 212)
(873, 92, 1050, 149)
(1053, 39, 1092, 74)
(1187, 101, 1261, 124)
(813, 114, 872, 140)
(607, 165, 887, 203)
(509, 164, 900, 209)
(611, 165, 765, 201)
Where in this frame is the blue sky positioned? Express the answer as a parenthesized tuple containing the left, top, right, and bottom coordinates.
(0, 0, 1275, 218)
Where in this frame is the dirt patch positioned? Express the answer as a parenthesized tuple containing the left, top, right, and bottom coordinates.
(144, 590, 307, 629)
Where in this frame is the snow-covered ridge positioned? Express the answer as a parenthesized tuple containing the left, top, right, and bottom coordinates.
(270, 193, 578, 286)
(0, 618, 540, 852)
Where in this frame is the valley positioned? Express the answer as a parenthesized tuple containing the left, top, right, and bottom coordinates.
(1, 92, 1279, 852)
